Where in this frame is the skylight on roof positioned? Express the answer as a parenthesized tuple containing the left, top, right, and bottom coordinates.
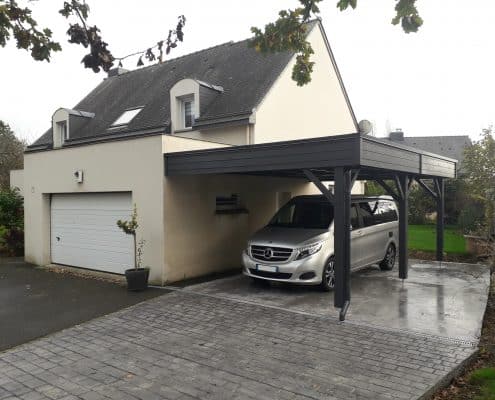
(111, 108, 143, 126)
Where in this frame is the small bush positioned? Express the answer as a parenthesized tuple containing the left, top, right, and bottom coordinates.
(0, 188, 24, 256)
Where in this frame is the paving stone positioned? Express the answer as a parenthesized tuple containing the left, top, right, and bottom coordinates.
(0, 291, 476, 400)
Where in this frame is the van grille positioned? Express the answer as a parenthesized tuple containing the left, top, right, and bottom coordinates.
(249, 269, 292, 279)
(250, 245, 293, 262)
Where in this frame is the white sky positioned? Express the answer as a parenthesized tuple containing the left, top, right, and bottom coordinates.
(1, 0, 494, 144)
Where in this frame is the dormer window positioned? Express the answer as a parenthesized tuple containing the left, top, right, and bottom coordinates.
(170, 79, 201, 133)
(52, 108, 94, 149)
(57, 121, 68, 144)
(182, 98, 194, 128)
(111, 107, 143, 127)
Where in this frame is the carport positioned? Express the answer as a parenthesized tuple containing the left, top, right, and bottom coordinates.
(165, 133, 457, 320)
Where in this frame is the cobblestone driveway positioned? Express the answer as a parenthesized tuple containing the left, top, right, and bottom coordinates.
(0, 290, 476, 400)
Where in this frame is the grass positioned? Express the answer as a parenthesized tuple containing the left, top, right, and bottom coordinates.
(469, 368, 495, 400)
(409, 224, 468, 255)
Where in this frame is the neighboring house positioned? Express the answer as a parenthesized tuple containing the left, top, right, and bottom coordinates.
(15, 20, 363, 284)
(387, 130, 472, 173)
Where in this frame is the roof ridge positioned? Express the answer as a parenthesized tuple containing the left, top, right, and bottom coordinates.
(405, 135, 471, 139)
(109, 38, 251, 79)
(108, 19, 320, 79)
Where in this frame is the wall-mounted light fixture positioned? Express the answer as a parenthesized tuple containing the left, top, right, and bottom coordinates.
(74, 170, 84, 183)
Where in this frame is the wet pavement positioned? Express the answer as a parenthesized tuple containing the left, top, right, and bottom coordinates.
(178, 260, 490, 341)
(0, 258, 165, 351)
(0, 289, 478, 400)
(0, 259, 489, 399)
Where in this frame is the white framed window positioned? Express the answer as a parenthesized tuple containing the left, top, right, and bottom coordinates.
(111, 107, 143, 126)
(57, 121, 68, 144)
(181, 98, 194, 128)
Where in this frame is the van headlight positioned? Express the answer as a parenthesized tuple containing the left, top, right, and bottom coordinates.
(296, 242, 323, 260)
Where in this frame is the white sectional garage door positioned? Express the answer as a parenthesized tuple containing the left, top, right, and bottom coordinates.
(51, 193, 134, 274)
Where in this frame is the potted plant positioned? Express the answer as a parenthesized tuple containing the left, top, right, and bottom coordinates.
(117, 205, 149, 291)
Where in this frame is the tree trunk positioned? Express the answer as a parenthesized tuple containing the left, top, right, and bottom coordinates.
(133, 233, 137, 269)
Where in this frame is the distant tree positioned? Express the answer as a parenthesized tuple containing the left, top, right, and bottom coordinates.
(364, 181, 385, 196)
(463, 127, 495, 236)
(0, 121, 25, 190)
(365, 177, 470, 227)
(0, 0, 186, 72)
(1, 0, 422, 85)
(0, 187, 23, 256)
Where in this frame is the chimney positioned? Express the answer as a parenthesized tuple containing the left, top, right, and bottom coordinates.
(107, 67, 129, 78)
(389, 128, 404, 141)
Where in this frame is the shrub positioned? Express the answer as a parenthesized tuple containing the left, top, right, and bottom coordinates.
(0, 188, 24, 256)
(409, 185, 435, 225)
(458, 200, 486, 234)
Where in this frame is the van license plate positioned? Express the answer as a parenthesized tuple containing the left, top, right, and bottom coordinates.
(256, 264, 278, 273)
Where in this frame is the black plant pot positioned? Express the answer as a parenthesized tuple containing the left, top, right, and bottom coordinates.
(125, 268, 149, 291)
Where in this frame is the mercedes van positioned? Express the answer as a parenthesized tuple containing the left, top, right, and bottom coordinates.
(242, 195, 398, 291)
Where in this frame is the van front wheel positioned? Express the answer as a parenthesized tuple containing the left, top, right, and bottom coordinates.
(379, 244, 396, 271)
(320, 257, 335, 292)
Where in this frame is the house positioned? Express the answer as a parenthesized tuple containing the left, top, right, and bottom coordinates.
(387, 130, 472, 173)
(15, 20, 366, 284)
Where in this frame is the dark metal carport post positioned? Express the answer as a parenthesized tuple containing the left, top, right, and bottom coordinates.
(435, 178, 445, 261)
(334, 167, 351, 320)
(376, 175, 410, 279)
(398, 175, 410, 280)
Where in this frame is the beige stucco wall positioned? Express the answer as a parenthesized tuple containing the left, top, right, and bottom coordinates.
(23, 135, 166, 283)
(9, 169, 24, 196)
(325, 180, 365, 195)
(163, 134, 231, 153)
(163, 173, 319, 283)
(253, 23, 357, 143)
(162, 135, 320, 283)
(172, 125, 249, 146)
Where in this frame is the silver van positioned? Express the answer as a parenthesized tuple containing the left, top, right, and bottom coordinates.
(242, 195, 398, 291)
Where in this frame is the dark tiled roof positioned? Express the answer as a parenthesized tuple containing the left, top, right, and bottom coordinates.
(30, 24, 314, 148)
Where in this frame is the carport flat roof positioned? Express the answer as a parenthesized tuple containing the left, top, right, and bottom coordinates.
(164, 133, 457, 180)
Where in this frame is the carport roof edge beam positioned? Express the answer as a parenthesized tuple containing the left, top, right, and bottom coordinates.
(164, 133, 457, 180)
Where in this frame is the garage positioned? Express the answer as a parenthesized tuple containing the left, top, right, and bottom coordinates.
(50, 192, 134, 274)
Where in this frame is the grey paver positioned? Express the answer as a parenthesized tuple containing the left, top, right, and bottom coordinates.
(0, 290, 477, 400)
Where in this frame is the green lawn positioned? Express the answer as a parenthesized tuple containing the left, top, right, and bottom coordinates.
(409, 224, 467, 254)
(469, 367, 495, 400)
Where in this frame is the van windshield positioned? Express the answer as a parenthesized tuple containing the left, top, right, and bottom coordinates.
(268, 200, 334, 229)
